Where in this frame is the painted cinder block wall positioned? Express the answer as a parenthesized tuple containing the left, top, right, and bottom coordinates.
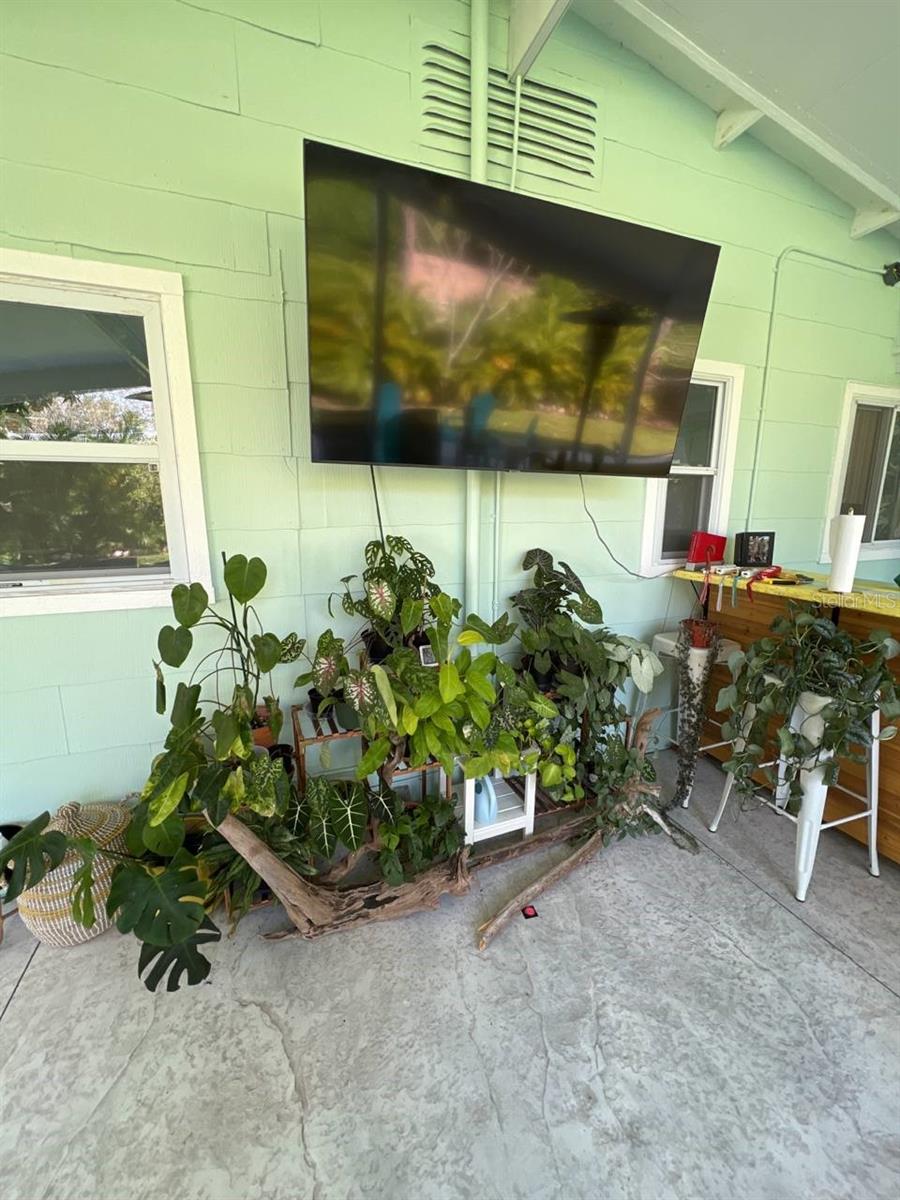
(1, 0, 898, 819)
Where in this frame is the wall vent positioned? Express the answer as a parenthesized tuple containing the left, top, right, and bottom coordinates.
(421, 43, 599, 187)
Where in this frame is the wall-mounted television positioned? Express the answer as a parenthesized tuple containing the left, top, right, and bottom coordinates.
(304, 140, 719, 477)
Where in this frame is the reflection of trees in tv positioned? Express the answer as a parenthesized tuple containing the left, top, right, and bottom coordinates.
(305, 142, 718, 476)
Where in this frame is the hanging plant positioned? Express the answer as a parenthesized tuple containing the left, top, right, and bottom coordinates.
(673, 617, 720, 805)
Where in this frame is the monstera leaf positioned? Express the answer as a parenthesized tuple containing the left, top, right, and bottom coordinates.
(0, 813, 68, 903)
(106, 851, 207, 947)
(138, 917, 221, 992)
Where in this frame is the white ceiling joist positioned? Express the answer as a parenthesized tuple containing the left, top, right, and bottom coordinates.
(850, 207, 900, 241)
(508, 0, 572, 79)
(713, 106, 763, 150)
(571, 0, 900, 240)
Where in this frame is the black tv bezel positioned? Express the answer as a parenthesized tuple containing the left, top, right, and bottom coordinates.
(301, 137, 721, 479)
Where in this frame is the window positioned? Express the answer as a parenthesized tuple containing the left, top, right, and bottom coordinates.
(0, 250, 210, 616)
(640, 360, 744, 573)
(824, 382, 900, 561)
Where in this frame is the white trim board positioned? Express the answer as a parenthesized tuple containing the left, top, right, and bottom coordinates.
(0, 248, 212, 618)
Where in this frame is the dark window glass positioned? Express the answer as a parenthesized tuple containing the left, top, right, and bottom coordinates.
(0, 460, 169, 579)
(661, 474, 712, 557)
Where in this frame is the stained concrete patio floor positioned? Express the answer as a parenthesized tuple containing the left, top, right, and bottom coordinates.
(2, 754, 899, 1200)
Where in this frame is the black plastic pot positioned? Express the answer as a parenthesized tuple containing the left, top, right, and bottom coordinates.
(361, 627, 392, 665)
(267, 743, 295, 778)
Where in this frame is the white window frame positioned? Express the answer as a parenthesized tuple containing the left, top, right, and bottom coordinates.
(821, 380, 900, 564)
(0, 248, 211, 617)
(640, 358, 744, 574)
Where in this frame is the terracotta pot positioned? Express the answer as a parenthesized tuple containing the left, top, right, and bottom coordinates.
(252, 705, 275, 749)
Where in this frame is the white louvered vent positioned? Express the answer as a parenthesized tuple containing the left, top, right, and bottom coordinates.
(421, 42, 599, 186)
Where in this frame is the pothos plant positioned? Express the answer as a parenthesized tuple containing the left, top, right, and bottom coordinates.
(510, 549, 664, 807)
(717, 605, 900, 812)
(0, 554, 308, 992)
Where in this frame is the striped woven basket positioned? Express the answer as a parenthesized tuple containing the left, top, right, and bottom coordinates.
(18, 801, 131, 947)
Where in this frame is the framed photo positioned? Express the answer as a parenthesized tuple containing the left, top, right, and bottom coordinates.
(418, 643, 439, 667)
(734, 531, 775, 567)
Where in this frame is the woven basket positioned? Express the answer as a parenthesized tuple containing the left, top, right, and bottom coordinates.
(18, 801, 131, 947)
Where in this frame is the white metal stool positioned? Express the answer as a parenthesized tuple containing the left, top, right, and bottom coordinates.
(650, 629, 741, 808)
(709, 705, 881, 901)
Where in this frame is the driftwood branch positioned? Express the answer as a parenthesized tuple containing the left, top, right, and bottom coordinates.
(476, 830, 604, 951)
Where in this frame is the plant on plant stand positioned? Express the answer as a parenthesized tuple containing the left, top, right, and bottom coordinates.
(717, 605, 900, 813)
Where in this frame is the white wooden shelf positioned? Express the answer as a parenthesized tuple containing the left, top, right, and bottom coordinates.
(463, 771, 536, 845)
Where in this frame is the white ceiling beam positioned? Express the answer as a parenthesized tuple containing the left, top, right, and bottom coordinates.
(507, 0, 572, 79)
(850, 207, 900, 240)
(713, 106, 762, 149)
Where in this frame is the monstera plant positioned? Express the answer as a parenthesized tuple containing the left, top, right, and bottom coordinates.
(0, 553, 308, 991)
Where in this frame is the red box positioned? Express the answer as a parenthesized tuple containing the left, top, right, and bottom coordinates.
(686, 531, 726, 568)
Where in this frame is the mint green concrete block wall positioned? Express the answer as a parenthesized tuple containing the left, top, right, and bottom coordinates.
(1, 0, 898, 819)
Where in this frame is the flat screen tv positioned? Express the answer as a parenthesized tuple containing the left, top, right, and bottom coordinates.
(304, 140, 719, 477)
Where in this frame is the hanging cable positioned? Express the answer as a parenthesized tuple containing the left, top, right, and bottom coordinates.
(370, 464, 385, 545)
(579, 474, 676, 580)
(746, 247, 885, 529)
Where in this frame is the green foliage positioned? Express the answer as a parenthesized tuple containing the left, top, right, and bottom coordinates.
(0, 813, 68, 903)
(510, 549, 663, 807)
(137, 918, 222, 993)
(377, 792, 463, 886)
(106, 850, 207, 947)
(719, 604, 900, 811)
(330, 535, 440, 648)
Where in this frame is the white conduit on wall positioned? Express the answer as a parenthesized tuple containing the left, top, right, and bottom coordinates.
(746, 247, 887, 529)
(465, 0, 489, 620)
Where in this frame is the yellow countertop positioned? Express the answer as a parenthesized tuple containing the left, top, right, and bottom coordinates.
(673, 568, 900, 619)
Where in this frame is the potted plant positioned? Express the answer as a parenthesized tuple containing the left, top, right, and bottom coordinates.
(718, 605, 900, 813)
(510, 549, 664, 810)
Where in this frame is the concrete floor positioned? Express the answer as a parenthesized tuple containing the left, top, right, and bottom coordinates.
(2, 754, 899, 1200)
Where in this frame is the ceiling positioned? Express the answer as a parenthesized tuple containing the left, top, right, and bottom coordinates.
(569, 0, 900, 239)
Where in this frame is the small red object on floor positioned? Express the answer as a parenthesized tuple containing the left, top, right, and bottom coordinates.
(522, 905, 539, 919)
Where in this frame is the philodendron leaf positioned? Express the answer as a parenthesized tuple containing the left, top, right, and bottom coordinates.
(355, 737, 392, 779)
(327, 782, 368, 851)
(170, 682, 202, 731)
(251, 633, 282, 673)
(141, 811, 185, 857)
(137, 916, 221, 993)
(171, 581, 208, 628)
(400, 597, 424, 636)
(223, 554, 267, 604)
(369, 664, 398, 726)
(439, 662, 465, 704)
(106, 851, 207, 947)
(155, 663, 166, 716)
(147, 771, 190, 827)
(0, 813, 68, 903)
(211, 710, 245, 761)
(157, 624, 193, 668)
(193, 764, 231, 827)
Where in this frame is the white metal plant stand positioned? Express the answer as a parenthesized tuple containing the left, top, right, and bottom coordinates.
(709, 700, 881, 902)
(463, 771, 536, 845)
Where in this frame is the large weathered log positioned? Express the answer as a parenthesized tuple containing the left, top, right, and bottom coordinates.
(217, 813, 472, 939)
(476, 830, 604, 951)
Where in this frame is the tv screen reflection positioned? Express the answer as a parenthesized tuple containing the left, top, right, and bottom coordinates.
(304, 140, 719, 477)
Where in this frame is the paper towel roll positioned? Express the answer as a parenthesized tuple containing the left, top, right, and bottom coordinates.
(828, 512, 865, 593)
